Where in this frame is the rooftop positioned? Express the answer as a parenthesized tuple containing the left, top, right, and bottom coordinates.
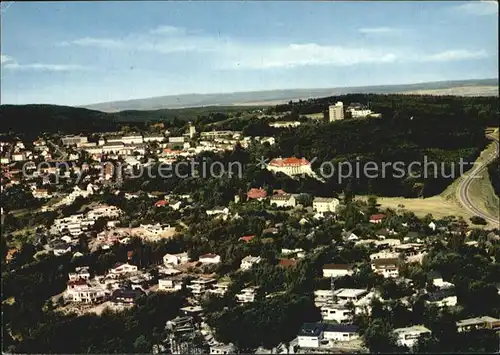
(268, 157, 310, 167)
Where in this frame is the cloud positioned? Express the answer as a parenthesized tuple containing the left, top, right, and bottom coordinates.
(452, 0, 498, 16)
(149, 25, 186, 35)
(58, 25, 490, 70)
(1, 56, 91, 72)
(421, 49, 488, 62)
(1, 54, 14, 64)
(359, 27, 398, 34)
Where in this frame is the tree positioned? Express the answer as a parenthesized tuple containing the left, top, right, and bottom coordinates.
(363, 319, 400, 353)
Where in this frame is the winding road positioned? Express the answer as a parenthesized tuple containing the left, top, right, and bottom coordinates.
(457, 132, 499, 227)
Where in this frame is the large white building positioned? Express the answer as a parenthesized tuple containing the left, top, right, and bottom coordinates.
(240, 255, 262, 270)
(329, 102, 344, 122)
(313, 197, 340, 213)
(270, 193, 296, 208)
(267, 157, 312, 177)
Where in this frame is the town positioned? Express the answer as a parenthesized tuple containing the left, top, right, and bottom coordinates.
(2, 98, 499, 353)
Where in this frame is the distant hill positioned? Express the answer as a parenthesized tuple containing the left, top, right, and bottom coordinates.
(82, 78, 499, 112)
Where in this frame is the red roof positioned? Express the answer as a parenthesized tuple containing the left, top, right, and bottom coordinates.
(269, 157, 310, 167)
(239, 235, 255, 242)
(200, 253, 219, 259)
(370, 214, 386, 221)
(247, 188, 267, 199)
(273, 189, 287, 195)
(155, 200, 169, 207)
(279, 259, 298, 267)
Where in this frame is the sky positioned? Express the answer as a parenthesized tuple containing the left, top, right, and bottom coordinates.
(0, 1, 498, 106)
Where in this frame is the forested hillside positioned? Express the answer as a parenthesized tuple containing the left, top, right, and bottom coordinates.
(488, 157, 500, 198)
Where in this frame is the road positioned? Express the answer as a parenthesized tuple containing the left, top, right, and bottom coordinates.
(457, 133, 499, 226)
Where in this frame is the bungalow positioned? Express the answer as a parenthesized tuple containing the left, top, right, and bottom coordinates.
(393, 325, 432, 348)
(323, 323, 359, 342)
(270, 193, 296, 208)
(247, 188, 267, 200)
(428, 271, 454, 289)
(109, 289, 144, 310)
(199, 253, 221, 264)
(297, 323, 323, 349)
(370, 214, 386, 224)
(109, 262, 138, 275)
(371, 258, 400, 278)
(68, 266, 91, 281)
(424, 289, 457, 309)
(370, 251, 400, 261)
(322, 264, 355, 278)
(208, 282, 231, 297)
(456, 316, 500, 332)
(240, 255, 262, 270)
(313, 197, 340, 214)
(333, 288, 369, 304)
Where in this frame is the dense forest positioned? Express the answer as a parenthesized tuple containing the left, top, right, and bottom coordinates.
(488, 157, 500, 198)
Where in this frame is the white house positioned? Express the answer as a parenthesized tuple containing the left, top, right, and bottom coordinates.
(210, 343, 236, 355)
(321, 303, 352, 323)
(206, 207, 229, 216)
(393, 325, 432, 348)
(323, 324, 359, 342)
(456, 316, 500, 332)
(187, 277, 216, 297)
(371, 258, 400, 278)
(370, 251, 400, 261)
(269, 193, 296, 208)
(235, 287, 258, 303)
(163, 252, 190, 266)
(322, 264, 354, 278)
(158, 278, 183, 292)
(333, 288, 369, 304)
(208, 282, 230, 297)
(109, 262, 138, 275)
(424, 289, 457, 309)
(240, 255, 262, 270)
(199, 253, 221, 264)
(68, 266, 91, 281)
(313, 197, 340, 213)
(64, 280, 107, 304)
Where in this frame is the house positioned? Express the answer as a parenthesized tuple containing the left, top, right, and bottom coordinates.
(109, 289, 144, 310)
(323, 324, 359, 342)
(210, 343, 236, 355)
(163, 252, 190, 266)
(187, 277, 217, 297)
(321, 303, 352, 323)
(270, 193, 296, 208)
(267, 157, 312, 177)
(313, 197, 340, 213)
(158, 278, 183, 292)
(199, 253, 221, 264)
(371, 258, 400, 278)
(155, 200, 169, 208)
(333, 288, 369, 304)
(239, 235, 255, 243)
(370, 214, 386, 224)
(322, 264, 355, 278)
(208, 282, 231, 297)
(424, 289, 457, 309)
(428, 221, 436, 231)
(64, 280, 107, 304)
(240, 255, 262, 270)
(247, 188, 267, 200)
(68, 266, 91, 281)
(235, 287, 258, 303)
(206, 206, 229, 216)
(297, 323, 324, 349)
(456, 316, 500, 332)
(393, 325, 432, 348)
(109, 262, 138, 275)
(53, 243, 72, 256)
(428, 271, 454, 289)
(370, 251, 400, 261)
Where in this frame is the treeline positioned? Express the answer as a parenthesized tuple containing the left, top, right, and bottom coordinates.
(488, 157, 500, 197)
